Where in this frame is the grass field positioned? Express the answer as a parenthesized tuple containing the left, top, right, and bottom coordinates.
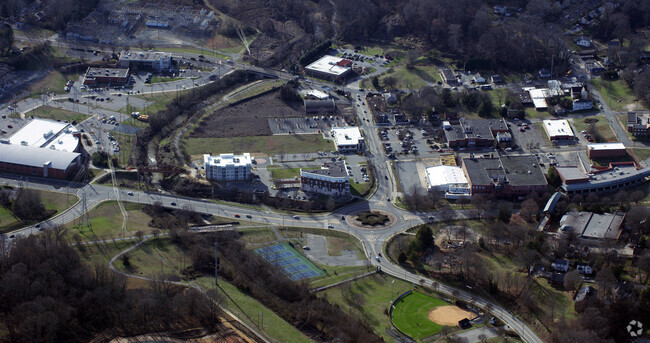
(378, 64, 440, 90)
(27, 70, 80, 97)
(65, 201, 155, 242)
(0, 190, 78, 233)
(322, 273, 419, 341)
(110, 131, 135, 166)
(350, 179, 372, 197)
(591, 79, 644, 111)
(391, 292, 448, 340)
(632, 148, 650, 162)
(183, 134, 332, 157)
(225, 79, 286, 104)
(21, 105, 88, 123)
(571, 116, 617, 142)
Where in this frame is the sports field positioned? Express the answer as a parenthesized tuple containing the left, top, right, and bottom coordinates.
(391, 291, 449, 340)
(255, 242, 324, 281)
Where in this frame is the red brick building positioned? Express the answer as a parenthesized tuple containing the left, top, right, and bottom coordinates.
(300, 162, 350, 197)
(83, 67, 129, 86)
(461, 155, 548, 197)
(586, 143, 627, 159)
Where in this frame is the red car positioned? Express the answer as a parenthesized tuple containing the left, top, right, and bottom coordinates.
(234, 214, 240, 218)
(7, 125, 12, 129)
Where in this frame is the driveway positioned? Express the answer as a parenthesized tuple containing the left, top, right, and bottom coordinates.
(303, 234, 367, 266)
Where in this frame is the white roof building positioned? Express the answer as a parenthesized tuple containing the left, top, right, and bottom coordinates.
(305, 56, 352, 79)
(543, 119, 575, 140)
(587, 142, 625, 151)
(305, 89, 329, 99)
(425, 165, 470, 198)
(9, 118, 81, 152)
(331, 127, 365, 152)
(528, 88, 550, 110)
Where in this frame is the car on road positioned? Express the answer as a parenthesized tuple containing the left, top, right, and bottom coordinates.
(234, 214, 240, 218)
(375, 256, 381, 262)
(293, 215, 300, 219)
(303, 246, 310, 250)
(170, 202, 177, 206)
(327, 224, 334, 228)
(7, 125, 12, 129)
(9, 235, 14, 238)
(246, 214, 252, 219)
(428, 216, 435, 220)
(386, 197, 390, 201)
(127, 192, 133, 196)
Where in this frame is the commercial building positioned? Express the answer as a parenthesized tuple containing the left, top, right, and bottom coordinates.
(83, 67, 130, 86)
(556, 162, 650, 195)
(331, 127, 365, 152)
(300, 162, 350, 197)
(586, 143, 626, 159)
(304, 99, 336, 115)
(425, 165, 470, 199)
(0, 144, 82, 179)
(626, 111, 650, 136)
(118, 51, 173, 72)
(8, 119, 82, 153)
(560, 211, 625, 241)
(543, 119, 575, 142)
(528, 88, 550, 110)
(443, 118, 510, 148)
(461, 155, 548, 197)
(439, 68, 457, 85)
(203, 153, 252, 181)
(304, 56, 352, 82)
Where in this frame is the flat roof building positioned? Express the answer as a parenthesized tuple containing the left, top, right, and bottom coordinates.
(528, 88, 550, 110)
(543, 119, 575, 142)
(587, 142, 626, 159)
(331, 127, 365, 152)
(301, 162, 349, 197)
(118, 51, 172, 72)
(305, 56, 352, 82)
(83, 67, 130, 86)
(560, 211, 625, 241)
(0, 143, 81, 179)
(461, 155, 548, 197)
(556, 162, 650, 195)
(443, 118, 510, 149)
(9, 119, 82, 153)
(203, 153, 252, 181)
(425, 166, 470, 199)
(626, 111, 650, 136)
(439, 68, 457, 85)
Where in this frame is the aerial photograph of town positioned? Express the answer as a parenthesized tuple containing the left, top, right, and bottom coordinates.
(0, 0, 649, 342)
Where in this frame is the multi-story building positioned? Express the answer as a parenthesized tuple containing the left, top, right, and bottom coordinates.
(627, 111, 650, 136)
(203, 153, 252, 181)
(331, 127, 365, 152)
(555, 162, 650, 195)
(83, 67, 130, 86)
(300, 162, 350, 197)
(118, 51, 173, 72)
(586, 143, 626, 159)
(461, 155, 548, 197)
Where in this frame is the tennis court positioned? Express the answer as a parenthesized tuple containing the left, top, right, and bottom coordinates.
(255, 243, 324, 281)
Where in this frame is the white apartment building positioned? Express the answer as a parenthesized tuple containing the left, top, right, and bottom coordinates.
(204, 153, 252, 181)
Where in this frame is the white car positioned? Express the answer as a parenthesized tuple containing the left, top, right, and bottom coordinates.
(293, 215, 300, 219)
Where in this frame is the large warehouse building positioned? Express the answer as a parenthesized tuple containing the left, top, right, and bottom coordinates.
(0, 119, 83, 179)
(305, 56, 353, 82)
(543, 119, 575, 142)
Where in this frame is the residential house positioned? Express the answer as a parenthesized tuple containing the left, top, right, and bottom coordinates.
(576, 263, 593, 275)
(575, 36, 592, 48)
(573, 98, 593, 111)
(491, 75, 504, 84)
(551, 259, 569, 272)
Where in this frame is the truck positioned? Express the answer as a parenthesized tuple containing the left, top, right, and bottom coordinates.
(131, 112, 140, 118)
(137, 115, 149, 122)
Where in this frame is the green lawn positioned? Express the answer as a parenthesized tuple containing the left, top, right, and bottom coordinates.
(632, 148, 650, 162)
(65, 201, 155, 242)
(392, 291, 448, 340)
(571, 116, 617, 142)
(350, 179, 372, 197)
(74, 239, 139, 267)
(20, 105, 88, 123)
(378, 64, 440, 90)
(266, 166, 312, 179)
(27, 70, 80, 98)
(149, 76, 186, 84)
(225, 79, 286, 104)
(591, 79, 644, 111)
(183, 135, 332, 157)
(131, 90, 189, 115)
(0, 190, 78, 234)
(322, 273, 421, 342)
(0, 207, 20, 231)
(238, 227, 278, 244)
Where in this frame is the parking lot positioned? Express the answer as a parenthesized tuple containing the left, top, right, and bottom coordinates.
(506, 119, 550, 151)
(377, 126, 438, 158)
(268, 116, 347, 135)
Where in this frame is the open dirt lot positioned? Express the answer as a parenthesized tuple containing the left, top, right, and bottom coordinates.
(190, 90, 305, 138)
(428, 306, 477, 326)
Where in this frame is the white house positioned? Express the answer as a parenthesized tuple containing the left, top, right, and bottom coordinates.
(576, 263, 593, 275)
(575, 36, 592, 48)
(204, 153, 252, 181)
(551, 259, 569, 272)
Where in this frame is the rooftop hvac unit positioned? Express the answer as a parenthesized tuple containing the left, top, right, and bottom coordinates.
(49, 145, 56, 149)
(43, 130, 53, 138)
(20, 141, 28, 146)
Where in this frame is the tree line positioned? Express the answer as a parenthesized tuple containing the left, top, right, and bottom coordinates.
(0, 231, 224, 342)
(172, 230, 384, 342)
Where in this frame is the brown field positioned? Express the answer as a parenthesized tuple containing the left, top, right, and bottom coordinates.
(428, 306, 477, 326)
(190, 90, 304, 138)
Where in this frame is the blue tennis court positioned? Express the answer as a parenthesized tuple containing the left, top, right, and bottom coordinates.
(255, 243, 324, 281)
